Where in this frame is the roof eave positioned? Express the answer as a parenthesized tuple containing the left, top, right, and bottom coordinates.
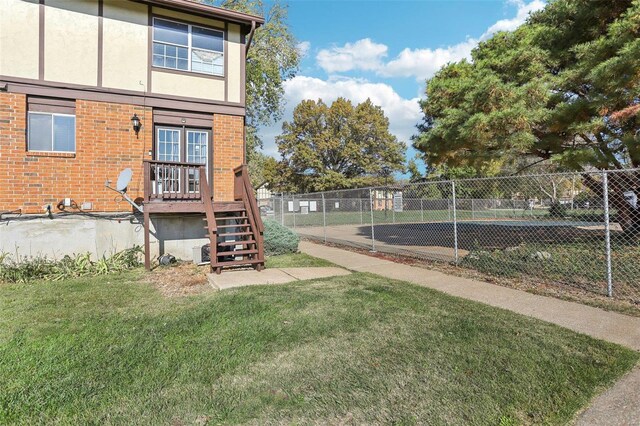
(138, 0, 265, 27)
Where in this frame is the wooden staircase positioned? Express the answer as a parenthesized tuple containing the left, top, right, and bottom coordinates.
(141, 161, 265, 273)
(201, 165, 265, 274)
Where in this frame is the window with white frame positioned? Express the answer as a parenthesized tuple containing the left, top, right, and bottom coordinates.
(152, 17, 224, 76)
(28, 112, 76, 152)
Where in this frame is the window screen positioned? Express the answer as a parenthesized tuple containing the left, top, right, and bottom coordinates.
(28, 112, 76, 152)
(152, 17, 224, 76)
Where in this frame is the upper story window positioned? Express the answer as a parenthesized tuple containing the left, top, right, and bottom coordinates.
(152, 18, 224, 77)
(27, 97, 76, 153)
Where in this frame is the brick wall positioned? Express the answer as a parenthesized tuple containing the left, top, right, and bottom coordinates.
(213, 114, 244, 201)
(0, 92, 245, 213)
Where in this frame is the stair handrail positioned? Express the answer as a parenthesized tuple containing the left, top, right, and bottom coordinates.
(234, 164, 265, 264)
(199, 165, 217, 267)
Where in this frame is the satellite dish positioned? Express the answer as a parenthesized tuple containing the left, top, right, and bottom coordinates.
(105, 168, 143, 213)
(116, 168, 133, 192)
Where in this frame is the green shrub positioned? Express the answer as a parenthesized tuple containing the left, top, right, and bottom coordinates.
(263, 219, 299, 256)
(0, 246, 142, 283)
(548, 202, 567, 218)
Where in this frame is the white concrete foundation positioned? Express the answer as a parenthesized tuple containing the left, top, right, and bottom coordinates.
(0, 213, 209, 261)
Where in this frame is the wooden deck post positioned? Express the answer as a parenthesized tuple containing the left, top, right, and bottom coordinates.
(139, 160, 264, 273)
(144, 209, 151, 270)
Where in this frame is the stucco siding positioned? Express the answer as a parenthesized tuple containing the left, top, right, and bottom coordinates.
(151, 70, 225, 101)
(1, 0, 246, 105)
(102, 0, 148, 91)
(0, 0, 40, 79)
(226, 24, 242, 103)
(44, 0, 99, 86)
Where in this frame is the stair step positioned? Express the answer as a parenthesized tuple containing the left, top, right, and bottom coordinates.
(215, 215, 248, 221)
(219, 231, 253, 237)
(212, 259, 264, 267)
(214, 207, 246, 213)
(218, 239, 256, 247)
(216, 249, 258, 257)
(217, 223, 251, 229)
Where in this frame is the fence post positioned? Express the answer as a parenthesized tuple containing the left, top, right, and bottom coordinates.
(602, 170, 613, 297)
(471, 199, 475, 220)
(392, 195, 396, 224)
(571, 175, 576, 211)
(452, 181, 459, 264)
(369, 188, 376, 252)
(321, 193, 327, 243)
(292, 194, 296, 229)
(360, 199, 363, 224)
(421, 199, 424, 222)
(281, 195, 285, 226)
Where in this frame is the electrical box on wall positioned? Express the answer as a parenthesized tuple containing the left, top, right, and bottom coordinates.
(81, 202, 93, 210)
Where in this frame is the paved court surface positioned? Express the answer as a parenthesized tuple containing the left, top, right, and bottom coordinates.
(294, 219, 610, 262)
(296, 224, 463, 261)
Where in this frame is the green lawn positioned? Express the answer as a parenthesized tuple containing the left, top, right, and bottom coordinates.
(0, 268, 637, 424)
(462, 241, 640, 301)
(265, 252, 334, 268)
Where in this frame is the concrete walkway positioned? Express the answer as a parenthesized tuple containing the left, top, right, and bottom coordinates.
(299, 241, 640, 425)
(208, 266, 350, 290)
(575, 366, 640, 425)
(300, 241, 640, 350)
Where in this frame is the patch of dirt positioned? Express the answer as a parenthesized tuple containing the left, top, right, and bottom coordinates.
(305, 239, 640, 317)
(144, 262, 210, 297)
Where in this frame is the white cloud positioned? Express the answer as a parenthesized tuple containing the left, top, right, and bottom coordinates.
(316, 38, 388, 73)
(257, 0, 547, 160)
(482, 0, 545, 39)
(260, 76, 422, 158)
(312, 1, 545, 82)
(296, 41, 311, 58)
(380, 38, 477, 81)
(383, 0, 545, 80)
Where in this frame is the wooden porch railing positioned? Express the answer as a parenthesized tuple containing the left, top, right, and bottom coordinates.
(143, 159, 208, 202)
(141, 160, 263, 271)
(234, 164, 265, 264)
(198, 166, 217, 269)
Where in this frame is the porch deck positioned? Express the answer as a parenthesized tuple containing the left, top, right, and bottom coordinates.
(141, 160, 265, 273)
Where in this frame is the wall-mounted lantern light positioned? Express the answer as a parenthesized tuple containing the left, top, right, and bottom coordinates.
(131, 114, 141, 138)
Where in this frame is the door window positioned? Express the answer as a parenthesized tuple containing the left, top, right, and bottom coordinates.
(156, 127, 181, 193)
(154, 126, 211, 195)
(186, 130, 209, 193)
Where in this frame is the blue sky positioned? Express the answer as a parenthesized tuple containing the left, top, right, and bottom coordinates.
(259, 0, 546, 173)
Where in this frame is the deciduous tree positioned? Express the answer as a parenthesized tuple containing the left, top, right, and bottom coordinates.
(206, 0, 301, 178)
(274, 98, 406, 192)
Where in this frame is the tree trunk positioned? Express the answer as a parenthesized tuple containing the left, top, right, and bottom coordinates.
(582, 171, 640, 235)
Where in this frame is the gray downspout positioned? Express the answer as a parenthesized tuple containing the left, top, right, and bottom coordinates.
(245, 20, 256, 55)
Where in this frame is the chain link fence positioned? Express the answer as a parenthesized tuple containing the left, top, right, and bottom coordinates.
(260, 169, 640, 304)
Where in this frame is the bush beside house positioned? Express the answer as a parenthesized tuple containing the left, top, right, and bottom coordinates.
(263, 220, 299, 256)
